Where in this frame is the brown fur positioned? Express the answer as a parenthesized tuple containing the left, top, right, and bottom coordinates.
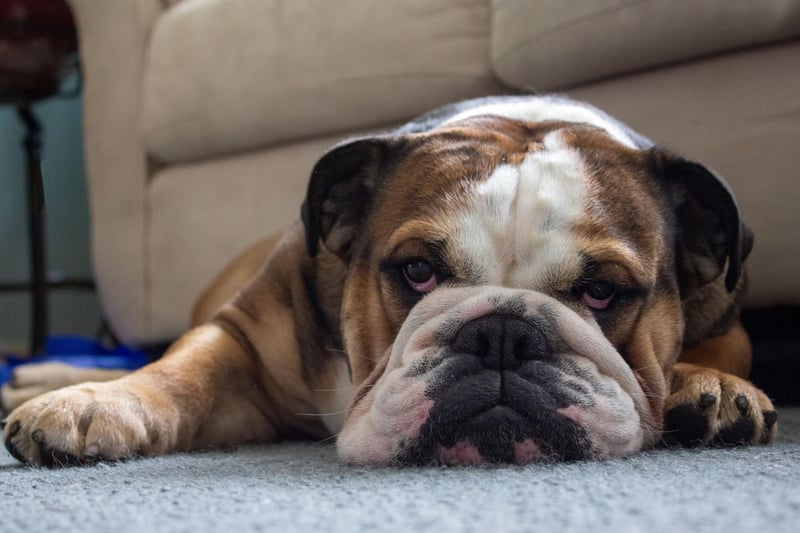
(2, 115, 775, 466)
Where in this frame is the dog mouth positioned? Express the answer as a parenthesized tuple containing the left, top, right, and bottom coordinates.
(336, 287, 657, 466)
(396, 364, 592, 465)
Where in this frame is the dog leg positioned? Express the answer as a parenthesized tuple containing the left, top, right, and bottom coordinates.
(2, 235, 281, 438)
(664, 322, 777, 446)
(2, 323, 305, 466)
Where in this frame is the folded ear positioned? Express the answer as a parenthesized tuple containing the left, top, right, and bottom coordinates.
(652, 151, 753, 295)
(301, 137, 393, 259)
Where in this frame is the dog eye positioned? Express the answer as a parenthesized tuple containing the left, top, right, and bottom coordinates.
(402, 260, 437, 293)
(581, 281, 616, 310)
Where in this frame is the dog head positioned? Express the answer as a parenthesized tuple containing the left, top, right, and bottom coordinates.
(302, 112, 750, 465)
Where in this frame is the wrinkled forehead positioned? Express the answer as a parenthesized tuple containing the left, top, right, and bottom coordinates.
(370, 117, 577, 234)
(370, 116, 662, 289)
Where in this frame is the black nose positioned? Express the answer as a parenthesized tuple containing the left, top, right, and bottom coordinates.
(451, 315, 549, 370)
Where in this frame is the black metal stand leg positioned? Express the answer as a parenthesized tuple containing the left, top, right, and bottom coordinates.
(16, 103, 47, 356)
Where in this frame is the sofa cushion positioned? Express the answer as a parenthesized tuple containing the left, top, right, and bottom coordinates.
(492, 0, 800, 90)
(142, 0, 500, 164)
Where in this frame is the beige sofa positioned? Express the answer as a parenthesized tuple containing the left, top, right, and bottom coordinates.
(68, 0, 800, 346)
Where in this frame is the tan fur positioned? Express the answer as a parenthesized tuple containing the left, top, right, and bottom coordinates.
(3, 227, 336, 464)
(679, 321, 752, 378)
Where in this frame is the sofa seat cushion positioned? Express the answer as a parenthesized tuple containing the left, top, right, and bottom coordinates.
(492, 0, 800, 90)
(142, 0, 500, 164)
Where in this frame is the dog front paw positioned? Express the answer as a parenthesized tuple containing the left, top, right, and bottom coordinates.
(3, 381, 177, 467)
(662, 362, 777, 448)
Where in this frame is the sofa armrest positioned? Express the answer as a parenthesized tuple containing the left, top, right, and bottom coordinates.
(68, 0, 165, 344)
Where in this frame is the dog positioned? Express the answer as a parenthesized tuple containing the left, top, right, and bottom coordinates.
(3, 95, 777, 466)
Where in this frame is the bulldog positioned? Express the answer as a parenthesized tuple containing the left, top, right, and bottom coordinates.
(3, 95, 777, 467)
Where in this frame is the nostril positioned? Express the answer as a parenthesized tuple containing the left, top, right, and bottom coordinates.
(511, 328, 547, 361)
(513, 336, 531, 360)
(452, 316, 500, 358)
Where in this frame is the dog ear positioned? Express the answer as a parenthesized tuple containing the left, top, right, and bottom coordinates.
(653, 151, 754, 295)
(301, 137, 392, 259)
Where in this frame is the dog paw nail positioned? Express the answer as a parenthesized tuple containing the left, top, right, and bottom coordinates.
(8, 420, 21, 438)
(734, 394, 749, 412)
(763, 410, 778, 428)
(699, 393, 716, 408)
(31, 429, 45, 445)
(85, 444, 100, 457)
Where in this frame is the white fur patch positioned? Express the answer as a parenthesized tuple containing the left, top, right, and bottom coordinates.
(442, 98, 639, 149)
(450, 131, 586, 290)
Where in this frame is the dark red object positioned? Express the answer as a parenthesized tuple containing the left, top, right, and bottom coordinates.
(0, 0, 77, 100)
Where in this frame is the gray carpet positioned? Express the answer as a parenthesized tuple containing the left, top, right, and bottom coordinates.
(2, 408, 799, 533)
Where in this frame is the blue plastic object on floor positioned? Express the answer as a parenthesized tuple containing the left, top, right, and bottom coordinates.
(0, 335, 151, 386)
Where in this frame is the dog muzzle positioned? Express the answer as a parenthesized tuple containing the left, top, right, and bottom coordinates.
(337, 287, 658, 465)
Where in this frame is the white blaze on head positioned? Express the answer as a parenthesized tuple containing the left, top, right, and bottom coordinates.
(451, 130, 587, 290)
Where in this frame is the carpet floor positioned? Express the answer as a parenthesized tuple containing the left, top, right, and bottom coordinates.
(1, 407, 799, 533)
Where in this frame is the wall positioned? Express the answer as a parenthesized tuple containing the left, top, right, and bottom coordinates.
(0, 82, 102, 354)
